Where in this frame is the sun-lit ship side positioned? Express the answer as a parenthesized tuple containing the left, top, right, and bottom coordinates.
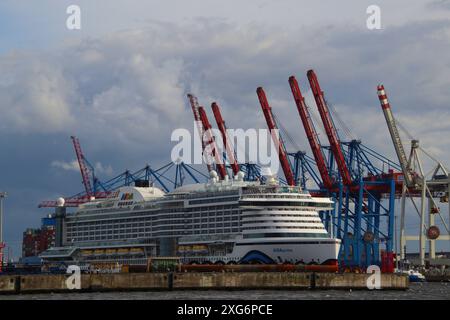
(40, 173, 340, 266)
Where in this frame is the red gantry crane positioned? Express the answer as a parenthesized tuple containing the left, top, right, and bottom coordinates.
(39, 137, 111, 208)
(198, 106, 228, 180)
(188, 94, 213, 174)
(71, 136, 94, 198)
(211, 102, 240, 177)
(257, 87, 296, 186)
(289, 76, 334, 190)
(307, 70, 353, 187)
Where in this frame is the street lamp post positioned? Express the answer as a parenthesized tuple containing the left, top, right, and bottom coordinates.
(0, 192, 6, 271)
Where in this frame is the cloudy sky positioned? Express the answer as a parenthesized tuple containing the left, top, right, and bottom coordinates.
(1, 0, 450, 258)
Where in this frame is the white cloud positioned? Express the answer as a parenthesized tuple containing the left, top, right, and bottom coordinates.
(428, 0, 450, 10)
(51, 159, 113, 176)
(93, 162, 114, 176)
(0, 52, 76, 132)
(50, 160, 79, 172)
(1, 18, 450, 170)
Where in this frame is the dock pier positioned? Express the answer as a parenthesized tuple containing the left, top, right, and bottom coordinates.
(0, 272, 408, 294)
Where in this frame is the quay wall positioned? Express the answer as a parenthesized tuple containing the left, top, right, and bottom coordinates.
(0, 272, 408, 294)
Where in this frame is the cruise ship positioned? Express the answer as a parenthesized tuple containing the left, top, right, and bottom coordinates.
(41, 171, 341, 266)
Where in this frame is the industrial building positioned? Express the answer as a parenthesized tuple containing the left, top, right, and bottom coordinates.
(22, 216, 56, 258)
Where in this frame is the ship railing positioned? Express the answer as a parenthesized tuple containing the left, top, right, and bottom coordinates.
(165, 190, 239, 201)
(84, 258, 148, 266)
(241, 186, 307, 195)
(240, 194, 310, 200)
(180, 256, 236, 264)
(179, 233, 241, 243)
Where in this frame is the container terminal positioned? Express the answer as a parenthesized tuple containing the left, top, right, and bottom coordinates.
(0, 69, 449, 287)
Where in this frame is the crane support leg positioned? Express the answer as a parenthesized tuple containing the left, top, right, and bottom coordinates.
(374, 197, 381, 264)
(428, 197, 436, 259)
(400, 184, 407, 260)
(387, 178, 396, 254)
(419, 179, 427, 266)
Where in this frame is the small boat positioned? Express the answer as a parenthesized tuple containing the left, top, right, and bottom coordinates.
(406, 269, 426, 282)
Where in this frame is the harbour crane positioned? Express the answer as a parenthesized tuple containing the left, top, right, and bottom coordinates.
(377, 84, 450, 266)
(286, 71, 399, 270)
(377, 85, 416, 188)
(257, 87, 296, 186)
(71, 136, 94, 198)
(307, 70, 353, 187)
(211, 102, 240, 177)
(39, 161, 208, 208)
(198, 107, 228, 180)
(187, 94, 213, 174)
(289, 76, 334, 190)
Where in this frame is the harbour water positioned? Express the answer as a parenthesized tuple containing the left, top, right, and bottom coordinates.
(1, 282, 449, 300)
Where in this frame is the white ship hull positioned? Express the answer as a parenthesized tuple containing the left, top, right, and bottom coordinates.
(179, 237, 341, 265)
(230, 238, 341, 264)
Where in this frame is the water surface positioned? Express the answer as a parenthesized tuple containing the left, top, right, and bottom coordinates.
(1, 282, 449, 300)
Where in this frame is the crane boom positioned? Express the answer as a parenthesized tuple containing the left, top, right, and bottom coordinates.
(211, 102, 240, 176)
(198, 107, 228, 180)
(187, 94, 212, 173)
(257, 87, 296, 186)
(377, 85, 415, 187)
(289, 76, 333, 190)
(307, 70, 353, 186)
(71, 136, 93, 197)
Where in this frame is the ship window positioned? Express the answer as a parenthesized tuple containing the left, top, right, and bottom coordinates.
(242, 226, 324, 231)
(243, 232, 329, 239)
(241, 201, 329, 208)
